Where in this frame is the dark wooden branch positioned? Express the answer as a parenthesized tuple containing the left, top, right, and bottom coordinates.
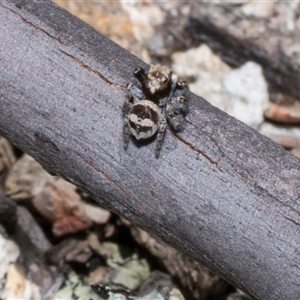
(0, 1, 300, 299)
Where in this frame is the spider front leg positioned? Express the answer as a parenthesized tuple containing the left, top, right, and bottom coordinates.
(123, 95, 133, 150)
(126, 82, 144, 102)
(166, 102, 180, 131)
(154, 116, 167, 158)
(166, 95, 188, 132)
(176, 95, 189, 115)
(133, 67, 148, 88)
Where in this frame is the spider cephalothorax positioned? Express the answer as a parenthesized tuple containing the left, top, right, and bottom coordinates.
(122, 64, 189, 158)
(134, 64, 177, 101)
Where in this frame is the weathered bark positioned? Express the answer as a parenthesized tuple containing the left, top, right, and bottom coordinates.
(0, 1, 300, 299)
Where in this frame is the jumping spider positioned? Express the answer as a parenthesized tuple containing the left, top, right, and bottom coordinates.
(122, 64, 189, 158)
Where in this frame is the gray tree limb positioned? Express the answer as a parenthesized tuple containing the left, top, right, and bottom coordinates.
(0, 1, 300, 299)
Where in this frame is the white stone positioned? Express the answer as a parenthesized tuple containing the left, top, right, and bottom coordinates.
(222, 61, 269, 128)
(121, 2, 165, 42)
(2, 264, 42, 300)
(0, 234, 19, 280)
(241, 1, 275, 18)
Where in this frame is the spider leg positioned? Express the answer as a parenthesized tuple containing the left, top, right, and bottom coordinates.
(133, 67, 148, 88)
(122, 94, 133, 117)
(166, 102, 181, 131)
(127, 82, 144, 102)
(123, 95, 133, 150)
(154, 116, 167, 158)
(176, 95, 189, 115)
(172, 81, 189, 111)
(123, 114, 131, 150)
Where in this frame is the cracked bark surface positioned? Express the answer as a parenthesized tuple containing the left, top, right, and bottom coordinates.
(0, 1, 300, 299)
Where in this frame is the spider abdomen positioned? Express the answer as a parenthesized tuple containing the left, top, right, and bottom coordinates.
(128, 100, 161, 140)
